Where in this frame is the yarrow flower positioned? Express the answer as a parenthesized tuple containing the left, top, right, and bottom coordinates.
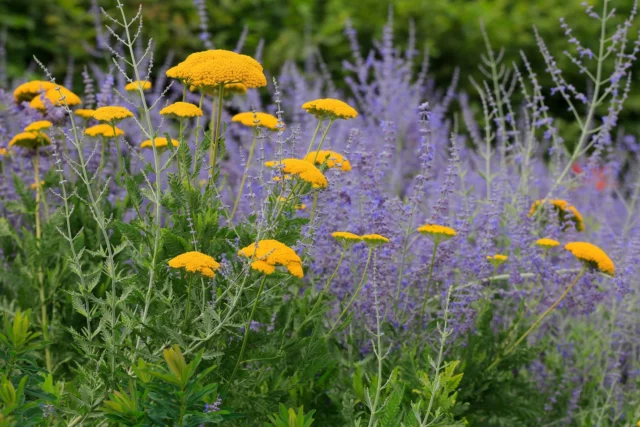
(8, 132, 51, 149)
(141, 137, 180, 149)
(29, 86, 81, 110)
(361, 234, 390, 246)
(232, 112, 279, 130)
(265, 158, 328, 189)
(190, 82, 247, 96)
(417, 224, 457, 243)
(238, 240, 303, 278)
(75, 109, 96, 120)
(92, 106, 134, 123)
(536, 238, 560, 248)
(13, 80, 56, 103)
(304, 150, 352, 171)
(159, 102, 203, 119)
(331, 231, 363, 246)
(487, 254, 508, 267)
(302, 98, 358, 120)
(85, 124, 125, 138)
(166, 49, 267, 89)
(124, 80, 152, 91)
(0, 148, 8, 157)
(168, 251, 221, 278)
(529, 199, 585, 232)
(24, 121, 52, 132)
(565, 242, 615, 276)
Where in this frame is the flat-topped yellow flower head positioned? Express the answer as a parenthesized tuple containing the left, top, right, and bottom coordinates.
(29, 86, 81, 110)
(487, 254, 508, 267)
(232, 112, 279, 130)
(238, 239, 303, 278)
(13, 80, 56, 103)
(362, 234, 389, 247)
(536, 238, 560, 249)
(190, 82, 247, 96)
(8, 132, 51, 149)
(304, 150, 351, 171)
(332, 231, 362, 246)
(125, 80, 152, 92)
(168, 251, 221, 278)
(85, 124, 125, 138)
(417, 224, 457, 244)
(141, 137, 179, 150)
(93, 106, 134, 123)
(75, 109, 96, 120)
(159, 102, 203, 119)
(565, 242, 615, 276)
(265, 158, 328, 189)
(529, 199, 584, 232)
(167, 49, 267, 89)
(302, 98, 358, 120)
(24, 121, 52, 132)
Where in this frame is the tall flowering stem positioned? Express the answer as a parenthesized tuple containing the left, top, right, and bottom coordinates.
(210, 83, 225, 172)
(305, 119, 323, 155)
(231, 129, 258, 220)
(487, 267, 587, 371)
(419, 241, 439, 320)
(326, 247, 373, 337)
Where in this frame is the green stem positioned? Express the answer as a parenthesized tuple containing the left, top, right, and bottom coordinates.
(309, 190, 319, 224)
(210, 84, 225, 172)
(487, 268, 586, 371)
(305, 119, 323, 155)
(326, 248, 373, 337)
(229, 275, 268, 384)
(419, 242, 439, 320)
(313, 119, 334, 156)
(183, 276, 193, 329)
(231, 130, 258, 220)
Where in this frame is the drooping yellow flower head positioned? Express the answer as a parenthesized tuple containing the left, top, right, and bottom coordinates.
(125, 80, 152, 92)
(24, 120, 53, 132)
(302, 98, 358, 120)
(92, 106, 134, 123)
(332, 232, 363, 246)
(168, 251, 221, 278)
(535, 238, 560, 249)
(487, 254, 508, 266)
(238, 240, 303, 278)
(167, 49, 267, 89)
(75, 109, 96, 120)
(361, 234, 389, 246)
(565, 242, 615, 276)
(265, 158, 328, 189)
(29, 87, 81, 110)
(13, 80, 56, 103)
(232, 112, 279, 130)
(529, 199, 585, 232)
(304, 150, 352, 171)
(416, 224, 457, 243)
(159, 102, 203, 119)
(8, 132, 51, 149)
(85, 124, 125, 138)
(141, 137, 180, 150)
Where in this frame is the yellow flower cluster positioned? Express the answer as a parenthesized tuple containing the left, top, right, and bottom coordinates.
(141, 137, 180, 149)
(190, 82, 247, 96)
(75, 109, 96, 120)
(167, 49, 267, 89)
(168, 251, 221, 278)
(529, 199, 584, 232)
(29, 86, 81, 111)
(266, 158, 328, 189)
(13, 80, 56, 103)
(8, 132, 51, 149)
(304, 150, 351, 171)
(417, 224, 457, 243)
(238, 240, 303, 278)
(361, 234, 390, 246)
(232, 112, 279, 130)
(0, 148, 7, 157)
(24, 121, 52, 132)
(277, 197, 306, 210)
(332, 232, 363, 245)
(92, 106, 134, 123)
(302, 98, 358, 120)
(564, 242, 615, 276)
(535, 238, 560, 248)
(159, 102, 203, 119)
(125, 80, 152, 91)
(487, 254, 508, 265)
(85, 124, 125, 138)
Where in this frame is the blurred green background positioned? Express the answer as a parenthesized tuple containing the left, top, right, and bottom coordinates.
(1, 0, 639, 129)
